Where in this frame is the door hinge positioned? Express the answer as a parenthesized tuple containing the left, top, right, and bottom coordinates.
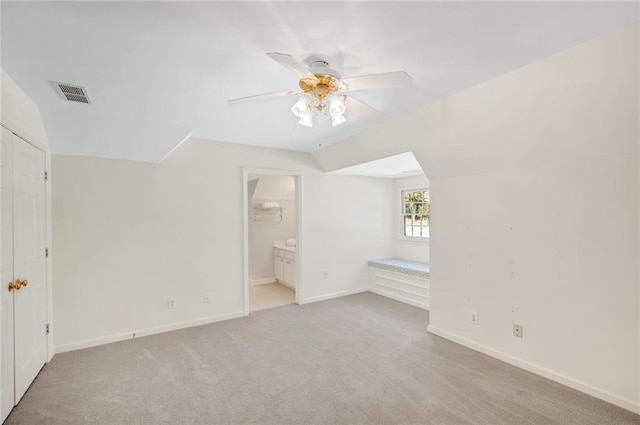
(46, 323, 50, 335)
(45, 247, 49, 258)
(44, 170, 48, 182)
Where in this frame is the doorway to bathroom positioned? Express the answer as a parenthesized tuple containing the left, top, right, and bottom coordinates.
(243, 168, 302, 315)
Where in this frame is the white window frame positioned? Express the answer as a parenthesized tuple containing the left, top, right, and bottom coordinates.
(400, 188, 429, 241)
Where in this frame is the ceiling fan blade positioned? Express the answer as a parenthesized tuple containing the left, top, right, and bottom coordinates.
(345, 96, 386, 119)
(266, 52, 318, 81)
(341, 71, 412, 91)
(227, 90, 301, 104)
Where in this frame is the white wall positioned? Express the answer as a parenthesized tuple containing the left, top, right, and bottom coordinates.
(52, 139, 395, 351)
(313, 24, 640, 412)
(0, 68, 48, 150)
(393, 174, 430, 263)
(249, 175, 296, 281)
(430, 154, 637, 406)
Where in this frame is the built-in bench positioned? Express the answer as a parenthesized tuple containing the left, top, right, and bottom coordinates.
(367, 258, 430, 310)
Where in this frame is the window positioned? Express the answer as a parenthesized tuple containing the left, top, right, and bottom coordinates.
(402, 189, 429, 238)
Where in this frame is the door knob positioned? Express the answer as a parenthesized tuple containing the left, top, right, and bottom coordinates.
(8, 281, 19, 291)
(13, 279, 28, 290)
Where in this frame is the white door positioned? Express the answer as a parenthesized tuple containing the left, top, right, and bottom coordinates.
(1, 127, 15, 422)
(12, 134, 47, 402)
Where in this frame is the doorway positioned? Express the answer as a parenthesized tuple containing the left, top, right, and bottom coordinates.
(243, 168, 302, 315)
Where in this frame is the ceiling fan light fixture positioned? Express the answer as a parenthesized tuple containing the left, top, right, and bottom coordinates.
(230, 52, 411, 132)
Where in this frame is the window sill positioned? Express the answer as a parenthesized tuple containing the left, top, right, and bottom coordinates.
(396, 238, 429, 245)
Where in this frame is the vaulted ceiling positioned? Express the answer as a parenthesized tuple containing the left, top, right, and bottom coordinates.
(1, 1, 638, 162)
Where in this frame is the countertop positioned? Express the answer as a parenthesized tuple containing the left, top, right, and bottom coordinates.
(274, 241, 296, 252)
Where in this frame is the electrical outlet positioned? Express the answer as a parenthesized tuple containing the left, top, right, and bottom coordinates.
(471, 311, 479, 325)
(203, 293, 210, 304)
(168, 298, 176, 309)
(322, 271, 328, 280)
(513, 324, 523, 338)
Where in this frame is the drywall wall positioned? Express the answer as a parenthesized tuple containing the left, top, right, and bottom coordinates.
(0, 68, 48, 150)
(314, 23, 639, 180)
(427, 24, 639, 412)
(52, 139, 395, 351)
(249, 175, 296, 281)
(429, 154, 637, 408)
(393, 175, 430, 264)
(314, 24, 640, 412)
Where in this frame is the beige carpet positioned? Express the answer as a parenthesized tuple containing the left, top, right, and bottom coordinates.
(249, 282, 295, 312)
(5, 293, 639, 425)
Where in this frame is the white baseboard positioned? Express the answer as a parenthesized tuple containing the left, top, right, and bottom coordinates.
(427, 325, 640, 415)
(369, 287, 429, 310)
(55, 311, 245, 354)
(300, 287, 368, 304)
(250, 277, 276, 286)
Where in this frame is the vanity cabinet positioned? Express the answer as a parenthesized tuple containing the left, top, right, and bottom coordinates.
(274, 256, 284, 282)
(274, 248, 295, 289)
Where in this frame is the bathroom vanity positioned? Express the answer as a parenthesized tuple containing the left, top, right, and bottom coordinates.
(273, 241, 296, 289)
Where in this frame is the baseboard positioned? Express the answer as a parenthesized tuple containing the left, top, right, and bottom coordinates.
(300, 288, 368, 304)
(250, 277, 276, 286)
(369, 287, 429, 310)
(427, 325, 640, 415)
(55, 311, 245, 354)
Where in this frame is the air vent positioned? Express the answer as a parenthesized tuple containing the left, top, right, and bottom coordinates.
(50, 81, 91, 104)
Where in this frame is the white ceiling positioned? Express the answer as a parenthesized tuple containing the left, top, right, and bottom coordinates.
(1, 2, 638, 162)
(330, 151, 423, 179)
(249, 175, 296, 201)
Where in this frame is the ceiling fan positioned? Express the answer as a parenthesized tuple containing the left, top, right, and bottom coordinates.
(227, 52, 413, 128)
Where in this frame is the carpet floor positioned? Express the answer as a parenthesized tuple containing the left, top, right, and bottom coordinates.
(5, 292, 639, 425)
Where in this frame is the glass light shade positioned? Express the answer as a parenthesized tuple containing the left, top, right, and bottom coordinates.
(331, 113, 346, 127)
(298, 113, 313, 127)
(291, 97, 309, 118)
(328, 95, 346, 117)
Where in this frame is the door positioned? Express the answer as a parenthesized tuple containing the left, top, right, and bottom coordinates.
(1, 127, 15, 422)
(0, 130, 47, 418)
(12, 134, 47, 402)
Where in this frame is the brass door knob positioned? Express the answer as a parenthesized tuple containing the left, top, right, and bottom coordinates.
(14, 279, 28, 290)
(8, 281, 18, 292)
